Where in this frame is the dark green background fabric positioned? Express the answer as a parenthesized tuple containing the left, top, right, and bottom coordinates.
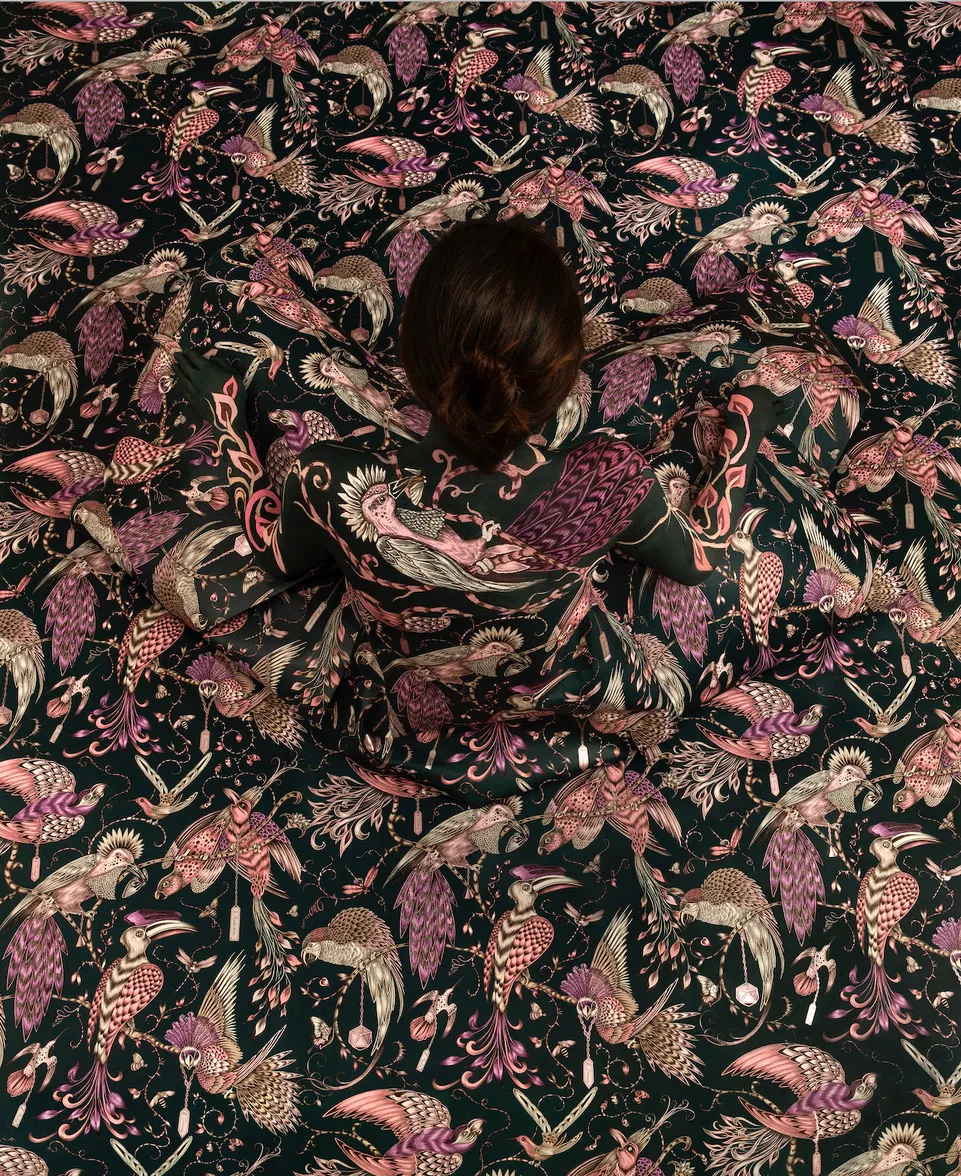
(0, 4, 959, 1175)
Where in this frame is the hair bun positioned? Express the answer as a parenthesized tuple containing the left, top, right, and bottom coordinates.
(453, 351, 518, 428)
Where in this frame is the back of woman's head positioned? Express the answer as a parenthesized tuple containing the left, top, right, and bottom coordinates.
(399, 218, 585, 471)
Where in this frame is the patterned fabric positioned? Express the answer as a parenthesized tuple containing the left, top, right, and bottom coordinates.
(0, 5, 959, 1176)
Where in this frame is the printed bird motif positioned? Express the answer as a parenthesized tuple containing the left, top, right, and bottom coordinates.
(456, 865, 581, 1087)
(55, 911, 193, 1138)
(845, 676, 916, 737)
(725, 42, 809, 154)
(69, 35, 191, 144)
(806, 170, 940, 251)
(0, 757, 106, 880)
(503, 44, 599, 130)
(801, 64, 918, 153)
(566, 1103, 686, 1176)
(799, 508, 871, 619)
(539, 763, 683, 973)
(302, 908, 404, 1060)
(0, 610, 44, 751)
(833, 280, 958, 387)
(220, 104, 316, 196)
(587, 668, 679, 762)
(893, 706, 961, 809)
(132, 751, 209, 820)
(0, 3, 155, 73)
(902, 1039, 961, 1114)
(655, 4, 750, 105)
(469, 132, 530, 175)
(841, 823, 938, 1038)
(707, 1044, 877, 1176)
(729, 508, 785, 672)
(318, 43, 393, 132)
(514, 1086, 597, 1160)
(187, 648, 304, 749)
(698, 679, 824, 796)
(622, 155, 740, 244)
(212, 11, 319, 129)
(772, 250, 832, 309)
(262, 409, 336, 491)
(388, 799, 521, 984)
(73, 247, 185, 381)
(178, 197, 240, 243)
(598, 64, 673, 143)
(914, 76, 961, 113)
(313, 254, 394, 349)
(825, 1121, 926, 1176)
(337, 465, 536, 594)
(165, 953, 300, 1132)
(325, 1088, 484, 1176)
(684, 201, 794, 295)
(42, 502, 183, 671)
(11, 199, 142, 291)
(0, 102, 79, 195)
(680, 869, 784, 1035)
(141, 81, 239, 200)
(768, 156, 837, 198)
(0, 331, 77, 445)
(434, 21, 513, 133)
(299, 350, 420, 442)
(337, 134, 449, 189)
(2, 826, 144, 1037)
(562, 909, 702, 1083)
(150, 521, 241, 632)
(307, 762, 440, 854)
(752, 746, 876, 940)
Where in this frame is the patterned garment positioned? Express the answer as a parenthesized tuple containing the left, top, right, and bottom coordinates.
(0, 5, 958, 1176)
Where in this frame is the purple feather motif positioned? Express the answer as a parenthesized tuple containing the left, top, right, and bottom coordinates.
(75, 78, 125, 144)
(5, 915, 65, 1035)
(396, 868, 456, 986)
(78, 301, 123, 381)
(764, 825, 824, 941)
(386, 24, 428, 86)
(653, 578, 712, 664)
(44, 573, 96, 671)
(598, 353, 655, 421)
(508, 435, 653, 566)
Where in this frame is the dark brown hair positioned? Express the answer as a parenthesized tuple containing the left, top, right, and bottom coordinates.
(399, 218, 585, 471)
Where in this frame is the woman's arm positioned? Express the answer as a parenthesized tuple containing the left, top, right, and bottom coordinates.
(614, 386, 783, 585)
(173, 346, 335, 581)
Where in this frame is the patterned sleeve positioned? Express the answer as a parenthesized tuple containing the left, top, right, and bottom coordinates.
(613, 388, 780, 585)
(175, 348, 337, 581)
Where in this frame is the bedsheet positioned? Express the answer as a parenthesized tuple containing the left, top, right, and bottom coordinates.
(0, 4, 960, 1176)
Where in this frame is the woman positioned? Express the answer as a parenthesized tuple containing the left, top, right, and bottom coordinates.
(175, 218, 784, 782)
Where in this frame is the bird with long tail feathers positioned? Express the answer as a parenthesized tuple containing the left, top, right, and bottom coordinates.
(453, 864, 581, 1088)
(0, 3, 155, 73)
(435, 22, 513, 133)
(42, 502, 184, 671)
(165, 953, 300, 1133)
(566, 1102, 687, 1176)
(836, 822, 938, 1039)
(0, 332, 76, 448)
(618, 156, 739, 243)
(325, 1088, 484, 1175)
(752, 746, 877, 941)
(388, 800, 522, 986)
(307, 760, 440, 854)
(0, 610, 44, 751)
(539, 763, 686, 982)
(679, 868, 784, 1041)
(706, 1043, 877, 1176)
(729, 505, 781, 672)
(302, 908, 403, 1087)
(562, 909, 702, 1087)
(0, 103, 80, 198)
(672, 680, 823, 807)
(2, 826, 145, 1038)
(139, 81, 239, 201)
(47, 910, 194, 1139)
(156, 778, 300, 1020)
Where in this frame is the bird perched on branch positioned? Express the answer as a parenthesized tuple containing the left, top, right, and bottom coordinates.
(680, 868, 784, 1038)
(0, 102, 79, 196)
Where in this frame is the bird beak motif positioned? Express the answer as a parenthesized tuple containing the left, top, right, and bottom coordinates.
(146, 917, 196, 940)
(203, 84, 241, 97)
(610, 1128, 630, 1146)
(891, 829, 939, 851)
(532, 872, 582, 895)
(768, 45, 809, 57)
